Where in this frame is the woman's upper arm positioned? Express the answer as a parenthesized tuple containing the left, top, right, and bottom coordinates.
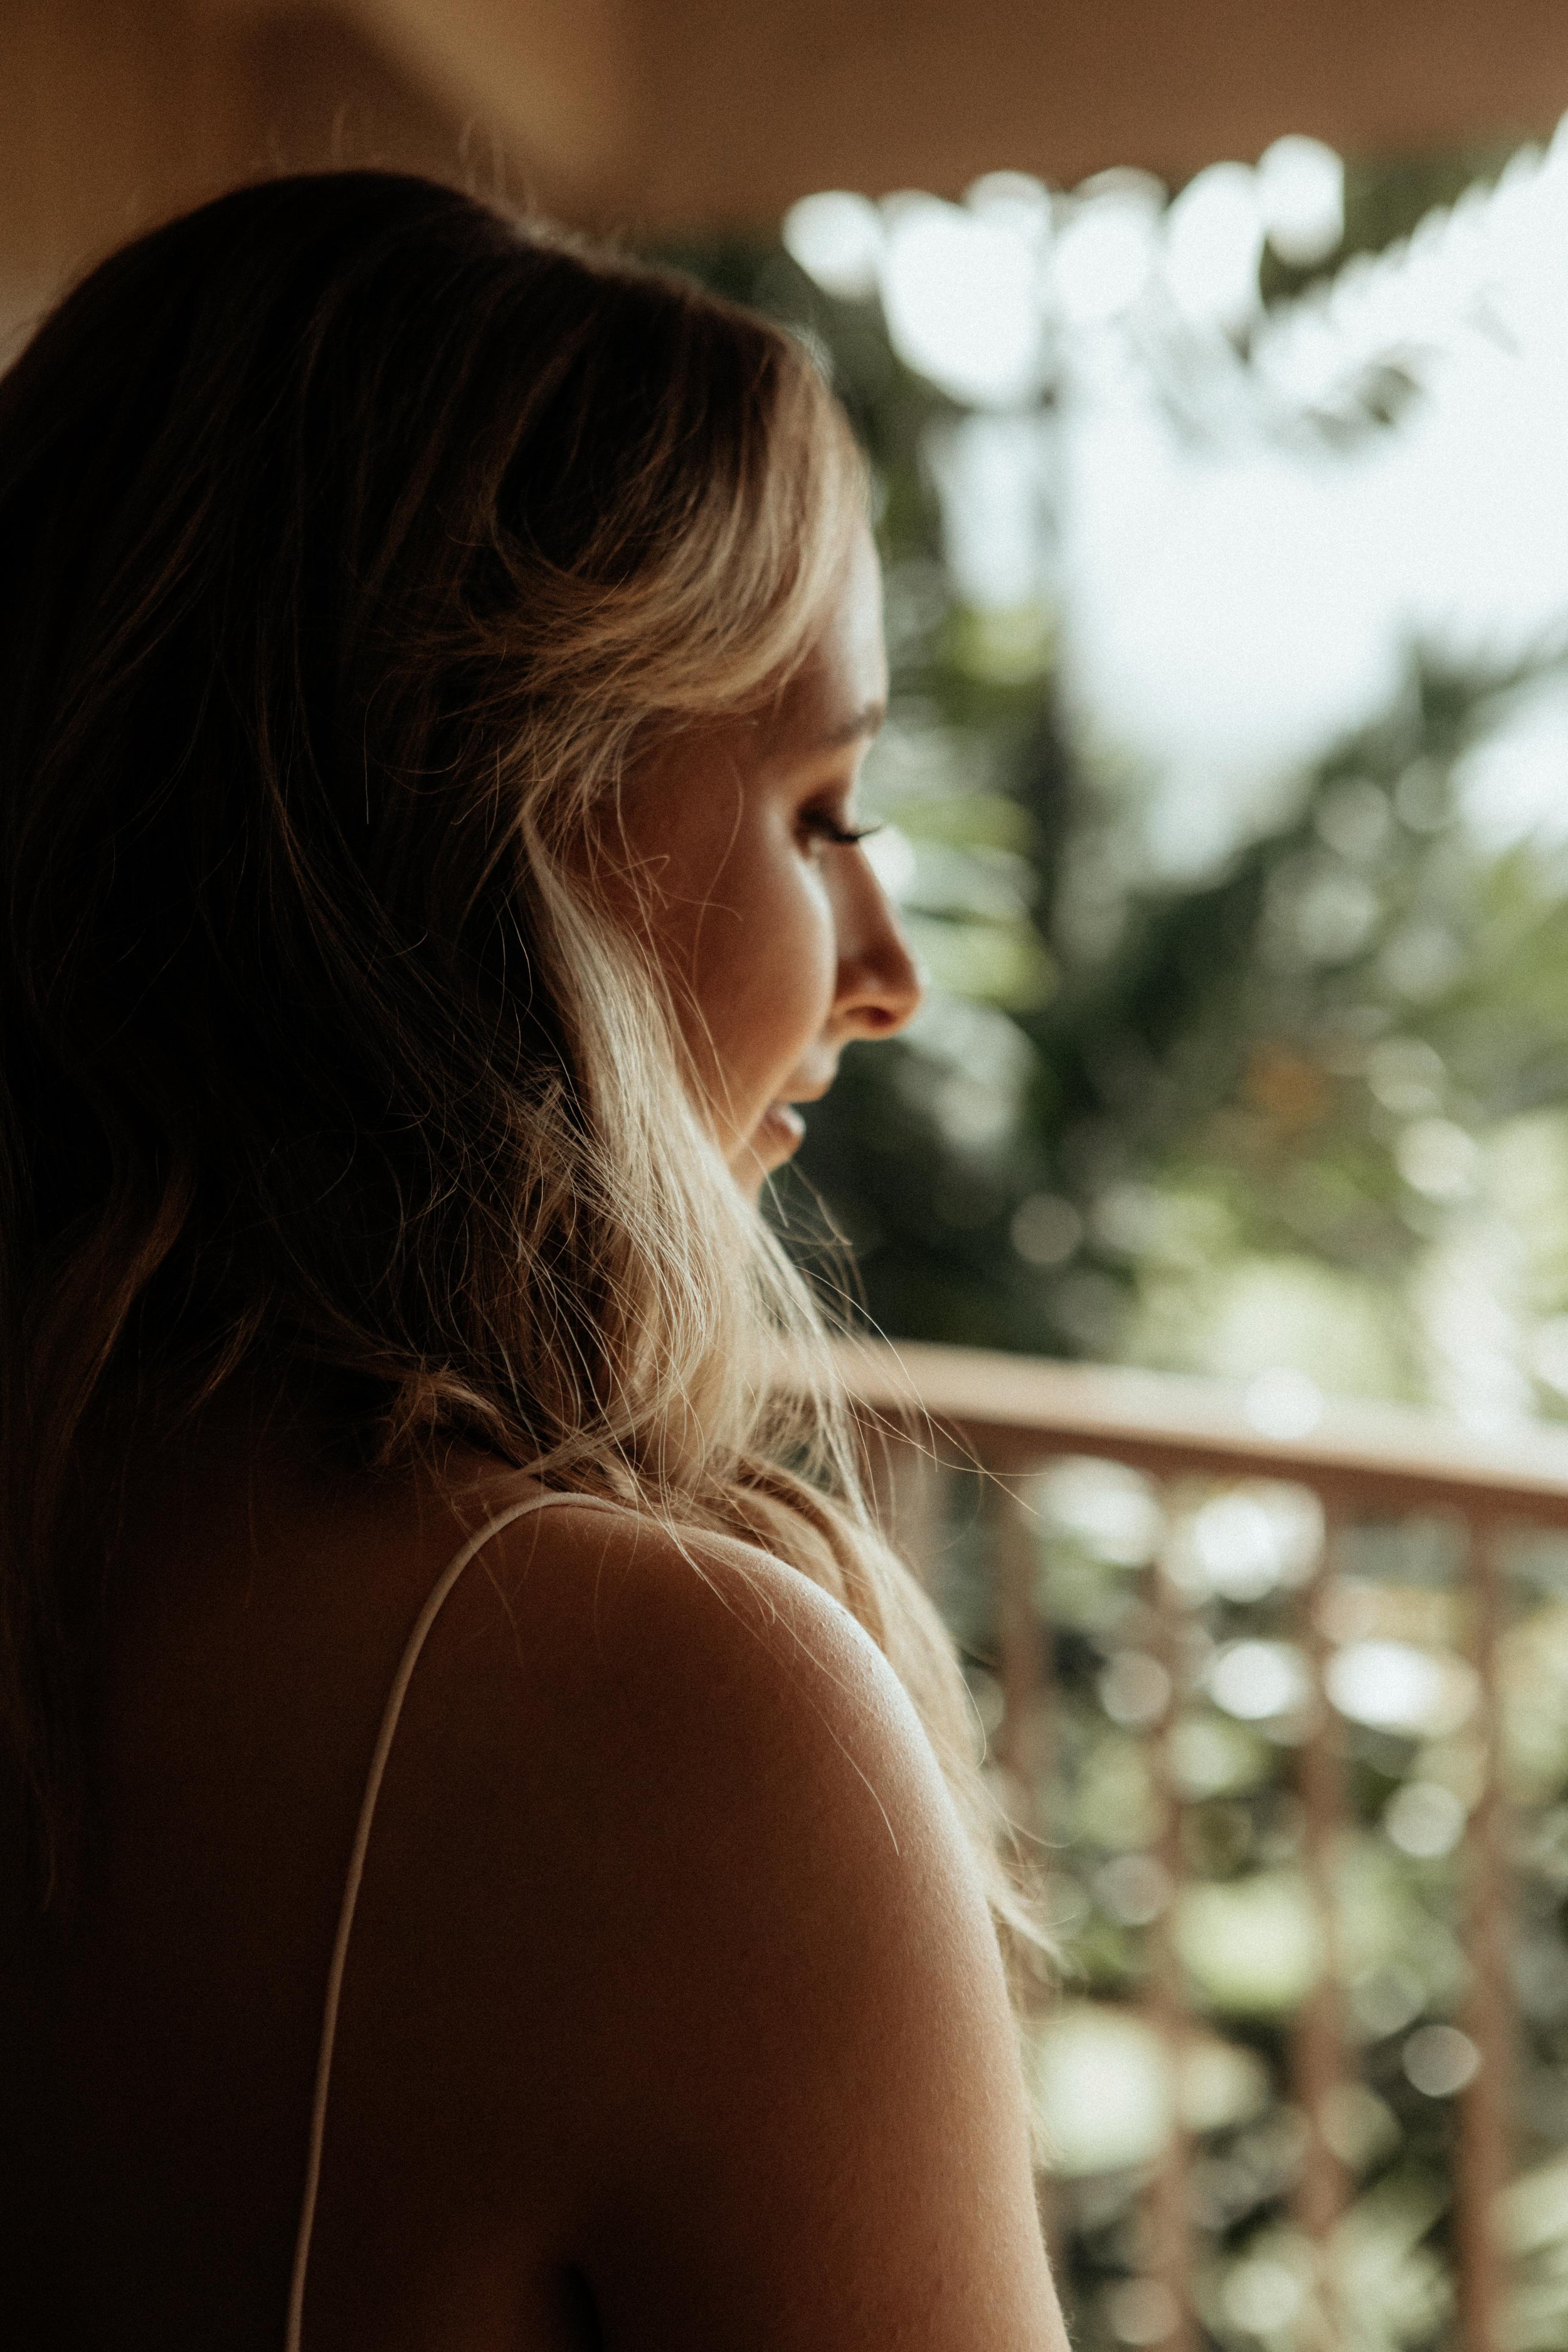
(543, 1523, 1066, 2352)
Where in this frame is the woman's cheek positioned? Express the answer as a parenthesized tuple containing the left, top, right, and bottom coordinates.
(697, 833, 837, 1103)
(775, 872, 840, 1042)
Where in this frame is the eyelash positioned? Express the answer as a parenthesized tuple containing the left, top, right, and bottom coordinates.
(800, 812, 882, 850)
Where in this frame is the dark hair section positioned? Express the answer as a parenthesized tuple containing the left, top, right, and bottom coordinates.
(0, 172, 817, 1897)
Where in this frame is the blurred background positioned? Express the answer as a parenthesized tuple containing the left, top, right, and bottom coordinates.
(16, 6, 1568, 2348)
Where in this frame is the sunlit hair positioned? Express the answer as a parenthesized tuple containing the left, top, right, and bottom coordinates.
(0, 171, 1039, 1981)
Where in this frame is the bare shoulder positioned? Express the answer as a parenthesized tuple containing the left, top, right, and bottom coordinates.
(478, 1493, 943, 1837)
(404, 1492, 977, 1982)
(371, 1493, 1064, 2349)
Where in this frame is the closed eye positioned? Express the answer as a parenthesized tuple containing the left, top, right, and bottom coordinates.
(799, 811, 884, 850)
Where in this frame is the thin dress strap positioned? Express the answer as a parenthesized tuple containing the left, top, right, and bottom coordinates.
(284, 1488, 628, 2351)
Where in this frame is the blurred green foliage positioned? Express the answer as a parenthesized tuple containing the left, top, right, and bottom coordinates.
(926, 1451, 1568, 2352)
(665, 156, 1568, 1421)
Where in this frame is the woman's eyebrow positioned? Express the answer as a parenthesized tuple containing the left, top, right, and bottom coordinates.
(815, 700, 887, 751)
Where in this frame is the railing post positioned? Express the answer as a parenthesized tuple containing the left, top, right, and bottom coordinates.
(1291, 1501, 1347, 2349)
(994, 1464, 1049, 1841)
(1144, 1515, 1199, 2352)
(1456, 1511, 1513, 2352)
(861, 1411, 944, 1594)
(990, 1459, 1067, 2277)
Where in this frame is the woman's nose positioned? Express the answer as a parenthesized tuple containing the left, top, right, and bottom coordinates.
(833, 854, 924, 1039)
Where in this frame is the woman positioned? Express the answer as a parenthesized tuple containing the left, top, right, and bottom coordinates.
(0, 173, 1063, 2348)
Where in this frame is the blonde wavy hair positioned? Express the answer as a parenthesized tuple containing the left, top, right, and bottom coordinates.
(0, 171, 1039, 1977)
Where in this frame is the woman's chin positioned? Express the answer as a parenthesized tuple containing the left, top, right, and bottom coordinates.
(734, 1101, 805, 1190)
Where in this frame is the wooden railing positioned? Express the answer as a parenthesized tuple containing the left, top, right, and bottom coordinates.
(839, 1339, 1568, 2352)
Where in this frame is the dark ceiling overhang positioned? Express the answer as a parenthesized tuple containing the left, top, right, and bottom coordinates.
(326, 0, 1568, 227)
(6, 0, 1568, 321)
